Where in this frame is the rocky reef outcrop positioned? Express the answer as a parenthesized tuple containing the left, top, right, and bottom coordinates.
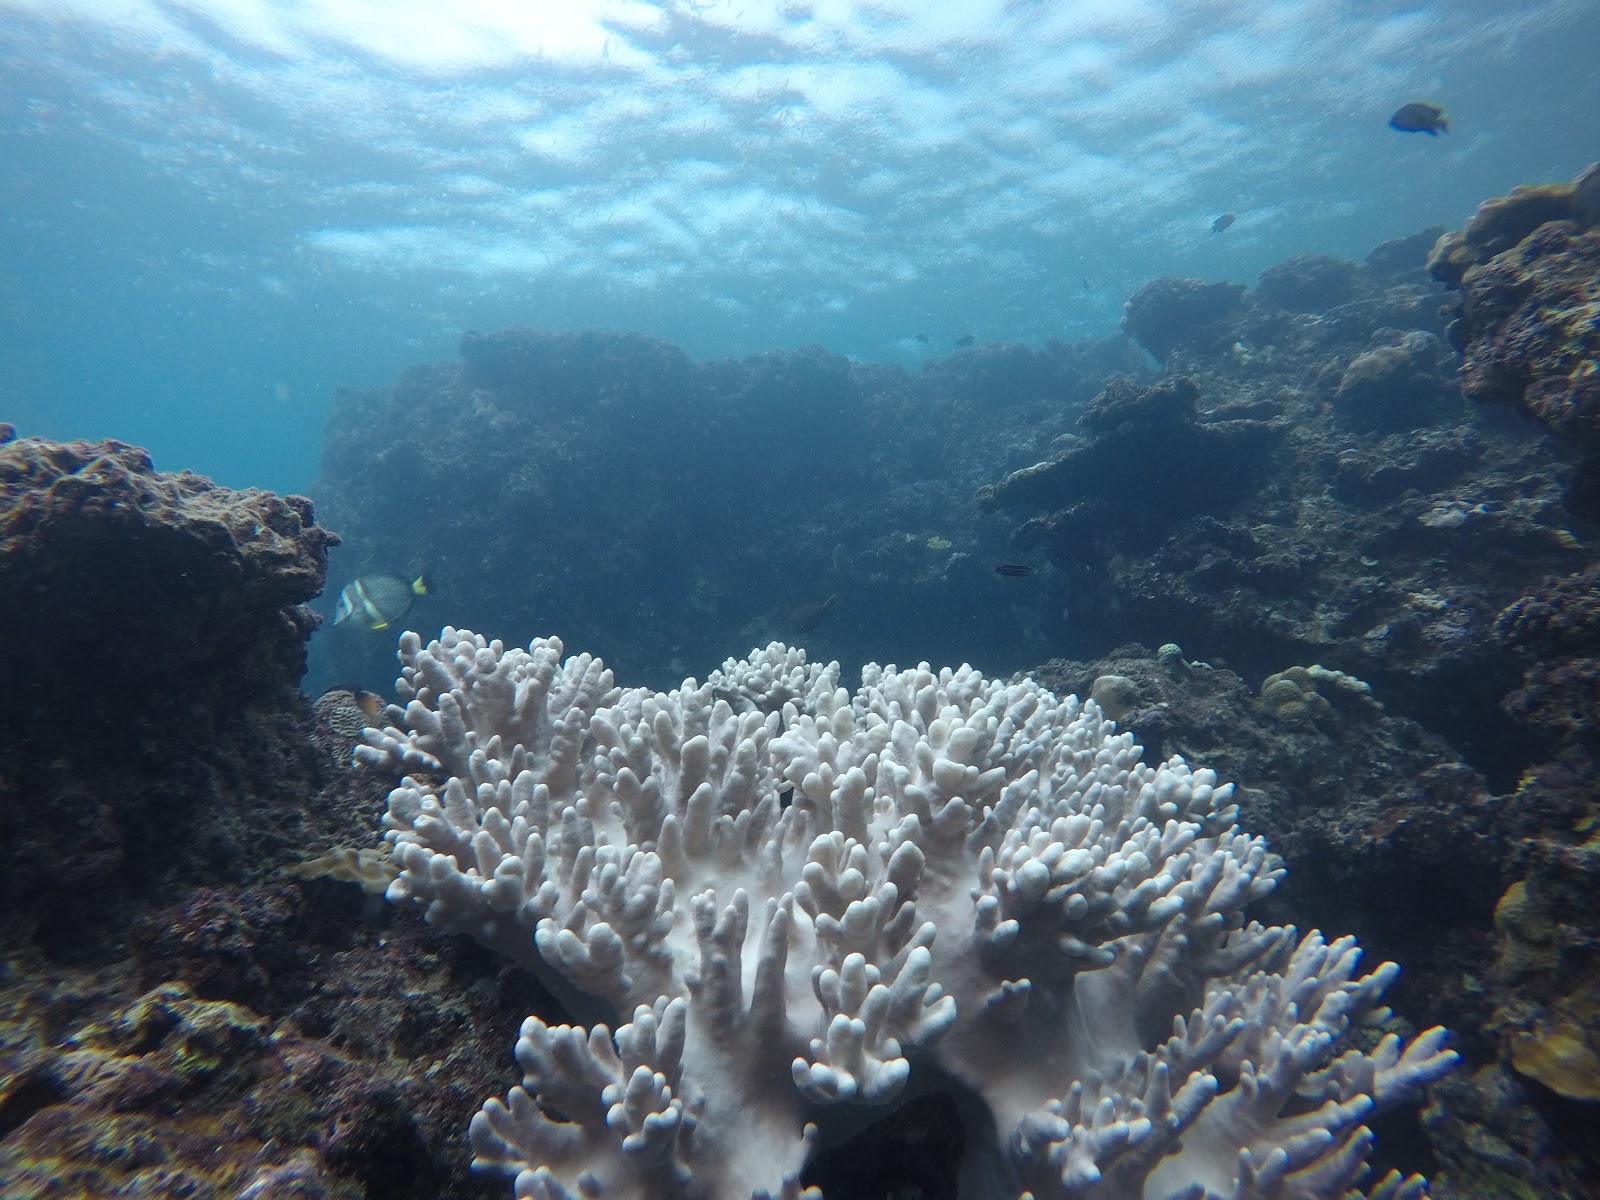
(1119, 277, 1248, 364)
(977, 374, 1284, 558)
(0, 427, 339, 952)
(1428, 162, 1600, 521)
(986, 232, 1588, 792)
(0, 428, 544, 1199)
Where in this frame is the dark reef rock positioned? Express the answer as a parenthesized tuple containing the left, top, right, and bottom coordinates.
(1119, 276, 1248, 365)
(1444, 221, 1600, 447)
(0, 430, 528, 1199)
(977, 375, 1284, 556)
(460, 326, 695, 410)
(1495, 563, 1600, 752)
(0, 431, 343, 955)
(0, 431, 334, 699)
(1333, 330, 1458, 433)
(1255, 252, 1366, 312)
(1429, 559, 1600, 1194)
(1495, 562, 1600, 660)
(0, 924, 543, 1200)
(1365, 227, 1448, 283)
(985, 229, 1587, 794)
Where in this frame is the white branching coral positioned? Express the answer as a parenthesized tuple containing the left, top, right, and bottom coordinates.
(357, 629, 1457, 1200)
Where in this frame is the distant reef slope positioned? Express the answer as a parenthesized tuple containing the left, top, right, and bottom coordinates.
(316, 227, 1589, 792)
(312, 330, 1144, 690)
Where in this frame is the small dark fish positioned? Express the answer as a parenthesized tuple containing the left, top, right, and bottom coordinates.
(955, 333, 975, 347)
(1211, 212, 1236, 234)
(789, 593, 839, 631)
(1389, 102, 1448, 136)
(334, 571, 429, 630)
(915, 332, 929, 344)
(994, 564, 1036, 578)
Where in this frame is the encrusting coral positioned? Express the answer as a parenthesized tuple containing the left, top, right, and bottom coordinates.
(356, 629, 1457, 1200)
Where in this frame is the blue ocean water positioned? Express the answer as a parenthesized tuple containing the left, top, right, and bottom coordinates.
(3, 0, 1596, 497)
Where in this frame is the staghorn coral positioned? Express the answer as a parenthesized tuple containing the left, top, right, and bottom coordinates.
(357, 629, 1456, 1200)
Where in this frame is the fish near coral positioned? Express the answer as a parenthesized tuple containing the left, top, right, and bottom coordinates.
(1390, 102, 1449, 135)
(333, 572, 429, 630)
(1211, 211, 1236, 234)
(788, 593, 838, 631)
(313, 684, 389, 739)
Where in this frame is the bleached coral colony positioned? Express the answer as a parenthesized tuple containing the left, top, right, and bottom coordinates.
(357, 628, 1456, 1200)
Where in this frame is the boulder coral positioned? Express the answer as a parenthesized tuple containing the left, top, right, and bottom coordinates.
(1255, 254, 1365, 313)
